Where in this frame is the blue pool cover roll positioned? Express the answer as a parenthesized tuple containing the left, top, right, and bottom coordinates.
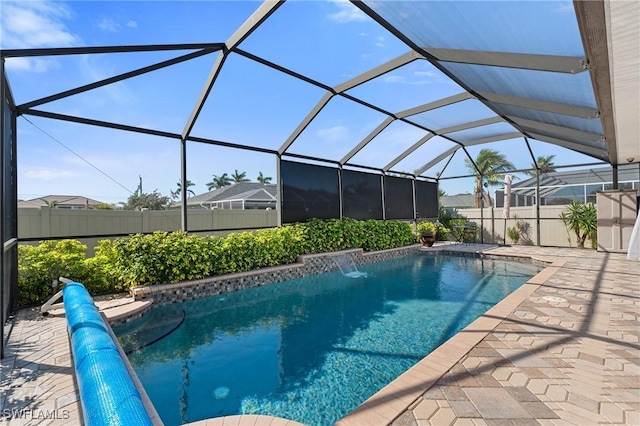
(63, 282, 154, 426)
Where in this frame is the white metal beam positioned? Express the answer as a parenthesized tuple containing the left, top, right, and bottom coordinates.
(383, 133, 434, 172)
(477, 90, 599, 119)
(435, 116, 504, 135)
(414, 146, 458, 176)
(508, 116, 605, 144)
(278, 91, 334, 155)
(334, 51, 422, 93)
(340, 117, 394, 165)
(424, 47, 588, 74)
(397, 92, 473, 119)
(527, 132, 608, 160)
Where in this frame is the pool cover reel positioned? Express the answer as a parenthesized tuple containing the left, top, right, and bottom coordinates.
(63, 282, 153, 426)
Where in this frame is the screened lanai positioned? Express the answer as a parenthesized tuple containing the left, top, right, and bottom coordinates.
(1, 0, 639, 355)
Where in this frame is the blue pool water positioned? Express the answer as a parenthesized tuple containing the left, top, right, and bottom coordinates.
(114, 253, 543, 425)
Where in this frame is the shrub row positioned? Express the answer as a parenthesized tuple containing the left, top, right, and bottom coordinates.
(18, 218, 416, 307)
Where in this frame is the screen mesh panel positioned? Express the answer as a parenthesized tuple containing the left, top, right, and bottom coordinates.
(342, 170, 383, 220)
(415, 180, 438, 219)
(384, 176, 414, 220)
(281, 160, 340, 223)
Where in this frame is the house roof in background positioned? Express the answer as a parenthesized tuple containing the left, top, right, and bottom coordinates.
(18, 195, 106, 209)
(176, 182, 277, 207)
(440, 193, 475, 209)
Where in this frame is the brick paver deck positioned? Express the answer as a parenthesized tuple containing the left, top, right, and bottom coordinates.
(2, 245, 639, 425)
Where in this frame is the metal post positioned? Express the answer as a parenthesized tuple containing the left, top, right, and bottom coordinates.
(480, 174, 484, 243)
(180, 138, 188, 231)
(276, 154, 282, 227)
(338, 165, 343, 219)
(381, 173, 386, 221)
(536, 170, 541, 246)
(612, 164, 619, 190)
(0, 58, 5, 358)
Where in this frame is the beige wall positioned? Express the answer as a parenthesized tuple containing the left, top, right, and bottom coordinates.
(19, 207, 278, 254)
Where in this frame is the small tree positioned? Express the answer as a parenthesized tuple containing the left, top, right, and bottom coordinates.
(173, 179, 196, 199)
(206, 173, 232, 190)
(231, 169, 249, 183)
(525, 155, 556, 177)
(560, 201, 597, 249)
(257, 171, 272, 184)
(122, 190, 170, 211)
(465, 149, 515, 207)
(93, 203, 114, 210)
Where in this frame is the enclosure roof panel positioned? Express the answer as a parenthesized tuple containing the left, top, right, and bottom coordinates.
(4, 0, 637, 182)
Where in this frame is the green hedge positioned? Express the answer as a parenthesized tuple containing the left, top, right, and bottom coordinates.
(18, 218, 415, 306)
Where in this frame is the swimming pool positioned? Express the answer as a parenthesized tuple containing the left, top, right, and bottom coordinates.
(114, 253, 543, 425)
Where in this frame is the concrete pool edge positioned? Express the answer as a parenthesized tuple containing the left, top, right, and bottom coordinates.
(335, 249, 563, 425)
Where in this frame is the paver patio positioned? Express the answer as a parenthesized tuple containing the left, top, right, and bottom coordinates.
(2, 245, 639, 425)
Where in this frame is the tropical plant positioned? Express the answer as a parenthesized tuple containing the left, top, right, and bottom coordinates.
(506, 215, 532, 245)
(40, 198, 58, 208)
(173, 179, 196, 199)
(560, 201, 597, 249)
(206, 173, 232, 190)
(231, 169, 249, 183)
(93, 203, 114, 210)
(526, 154, 556, 176)
(257, 171, 272, 184)
(507, 226, 521, 244)
(464, 149, 515, 208)
(417, 221, 437, 237)
(122, 190, 171, 211)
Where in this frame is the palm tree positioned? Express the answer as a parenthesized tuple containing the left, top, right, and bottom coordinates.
(464, 149, 515, 207)
(526, 154, 556, 176)
(231, 169, 249, 183)
(206, 173, 232, 191)
(174, 179, 196, 199)
(257, 171, 272, 184)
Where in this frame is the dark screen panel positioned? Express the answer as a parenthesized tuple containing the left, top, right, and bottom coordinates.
(342, 170, 383, 220)
(281, 160, 340, 223)
(415, 180, 438, 219)
(384, 176, 414, 219)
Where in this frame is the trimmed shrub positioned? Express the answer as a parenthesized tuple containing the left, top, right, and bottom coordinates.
(18, 219, 417, 305)
(17, 240, 115, 307)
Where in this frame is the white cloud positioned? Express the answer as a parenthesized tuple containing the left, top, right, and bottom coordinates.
(5, 57, 58, 73)
(374, 36, 385, 48)
(414, 70, 436, 77)
(24, 168, 73, 180)
(0, 1, 76, 72)
(327, 0, 368, 23)
(384, 75, 405, 84)
(317, 125, 349, 142)
(383, 72, 443, 86)
(98, 18, 121, 32)
(1, 1, 75, 47)
(77, 54, 137, 105)
(126, 20, 138, 29)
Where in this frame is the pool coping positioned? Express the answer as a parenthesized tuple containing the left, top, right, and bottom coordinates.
(336, 247, 563, 425)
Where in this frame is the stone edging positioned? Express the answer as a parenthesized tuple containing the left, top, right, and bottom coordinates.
(131, 244, 422, 307)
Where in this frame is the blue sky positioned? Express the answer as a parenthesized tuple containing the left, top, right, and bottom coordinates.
(2, 0, 600, 205)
